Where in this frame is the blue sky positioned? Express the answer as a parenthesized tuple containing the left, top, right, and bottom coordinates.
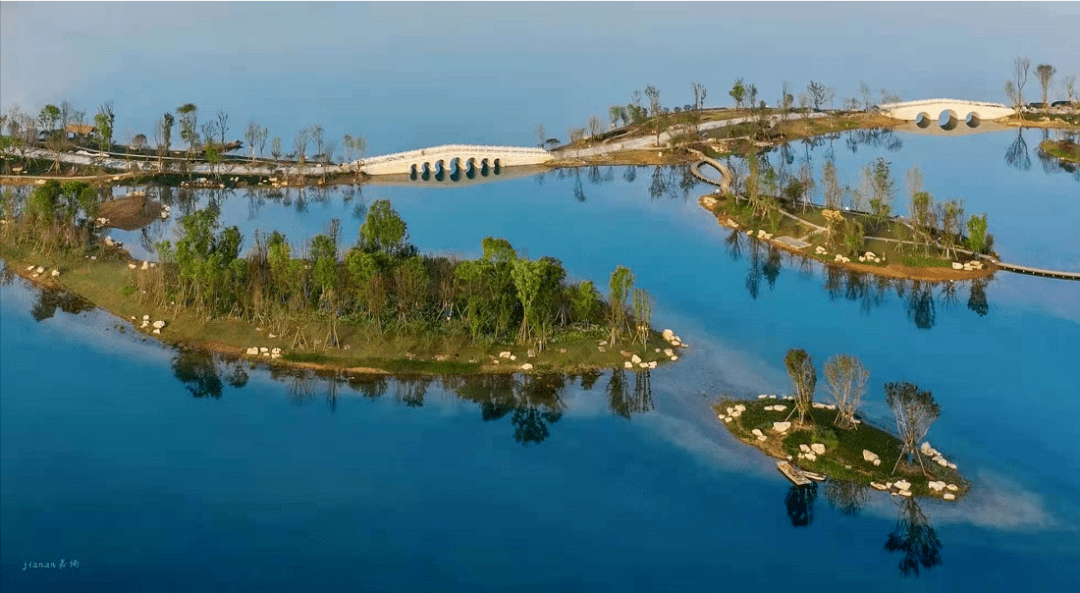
(3, 2, 1077, 152)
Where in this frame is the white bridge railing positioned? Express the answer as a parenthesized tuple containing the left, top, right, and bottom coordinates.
(353, 144, 551, 167)
(878, 98, 1010, 110)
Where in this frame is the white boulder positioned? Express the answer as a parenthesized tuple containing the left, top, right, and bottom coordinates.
(943, 493, 956, 501)
(772, 422, 791, 433)
(810, 443, 826, 455)
(752, 429, 763, 437)
(863, 450, 880, 463)
(499, 351, 511, 359)
(246, 347, 259, 355)
(631, 354, 642, 364)
(152, 320, 165, 329)
(520, 363, 533, 371)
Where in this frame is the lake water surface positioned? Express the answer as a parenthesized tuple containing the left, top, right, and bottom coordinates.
(2, 129, 1079, 591)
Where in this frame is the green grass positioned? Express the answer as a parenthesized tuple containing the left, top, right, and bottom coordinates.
(901, 254, 953, 268)
(1, 237, 680, 377)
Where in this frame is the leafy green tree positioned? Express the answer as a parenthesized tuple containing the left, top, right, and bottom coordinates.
(966, 213, 989, 254)
(729, 78, 746, 109)
(885, 381, 940, 475)
(785, 348, 817, 424)
(511, 257, 565, 349)
(569, 281, 600, 326)
(632, 288, 652, 347)
(360, 199, 410, 256)
(38, 104, 60, 133)
(177, 103, 199, 154)
(393, 256, 429, 322)
(93, 102, 114, 153)
(868, 157, 896, 231)
(608, 265, 634, 344)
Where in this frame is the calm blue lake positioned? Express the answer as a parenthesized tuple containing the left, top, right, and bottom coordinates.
(2, 129, 1079, 591)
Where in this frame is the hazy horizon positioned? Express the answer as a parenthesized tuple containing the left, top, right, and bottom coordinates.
(3, 2, 1078, 153)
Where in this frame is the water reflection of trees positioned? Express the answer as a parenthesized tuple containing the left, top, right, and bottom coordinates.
(1004, 129, 1031, 172)
(785, 483, 818, 527)
(885, 497, 943, 578)
(734, 247, 992, 329)
(30, 288, 94, 322)
(844, 128, 904, 155)
(786, 481, 944, 578)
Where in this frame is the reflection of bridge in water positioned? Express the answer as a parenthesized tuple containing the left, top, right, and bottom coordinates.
(364, 165, 549, 188)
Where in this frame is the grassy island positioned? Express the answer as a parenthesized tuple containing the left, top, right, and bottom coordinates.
(716, 350, 968, 501)
(698, 155, 997, 282)
(1, 182, 684, 376)
(1038, 139, 1080, 164)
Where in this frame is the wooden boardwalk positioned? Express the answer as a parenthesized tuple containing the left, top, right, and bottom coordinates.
(984, 259, 1080, 281)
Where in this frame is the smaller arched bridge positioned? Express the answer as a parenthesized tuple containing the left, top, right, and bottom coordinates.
(356, 144, 554, 178)
(878, 99, 1015, 130)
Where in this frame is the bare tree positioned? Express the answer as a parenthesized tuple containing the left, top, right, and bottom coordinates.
(1064, 74, 1077, 103)
(807, 81, 828, 111)
(271, 136, 282, 160)
(821, 158, 842, 210)
(824, 355, 869, 429)
(587, 114, 604, 139)
(245, 120, 261, 161)
(216, 108, 229, 144)
(879, 89, 902, 104)
(784, 348, 817, 424)
(858, 81, 874, 111)
(1005, 55, 1031, 112)
(779, 80, 793, 115)
(1036, 64, 1056, 105)
(885, 382, 940, 476)
(293, 128, 309, 162)
(644, 85, 663, 145)
(311, 125, 324, 159)
(535, 123, 546, 148)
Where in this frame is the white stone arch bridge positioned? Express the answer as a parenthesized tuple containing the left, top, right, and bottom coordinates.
(878, 99, 1015, 129)
(355, 144, 553, 178)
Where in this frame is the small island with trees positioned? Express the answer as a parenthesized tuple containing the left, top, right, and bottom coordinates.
(698, 157, 997, 282)
(1, 182, 684, 375)
(716, 349, 968, 501)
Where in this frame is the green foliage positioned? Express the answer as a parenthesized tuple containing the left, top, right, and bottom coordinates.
(729, 78, 746, 108)
(966, 213, 989, 254)
(360, 199, 410, 256)
(569, 281, 600, 326)
(785, 348, 817, 423)
(94, 102, 114, 153)
(38, 104, 61, 131)
(608, 265, 634, 343)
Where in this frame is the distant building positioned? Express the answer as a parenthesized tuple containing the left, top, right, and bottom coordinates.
(64, 123, 95, 140)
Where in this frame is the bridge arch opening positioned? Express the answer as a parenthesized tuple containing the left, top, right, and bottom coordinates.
(915, 112, 933, 128)
(466, 158, 477, 179)
(965, 111, 981, 128)
(410, 164, 418, 180)
(481, 158, 490, 177)
(493, 158, 501, 173)
(938, 109, 959, 131)
(449, 157, 462, 181)
(421, 162, 431, 181)
(434, 159, 446, 181)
